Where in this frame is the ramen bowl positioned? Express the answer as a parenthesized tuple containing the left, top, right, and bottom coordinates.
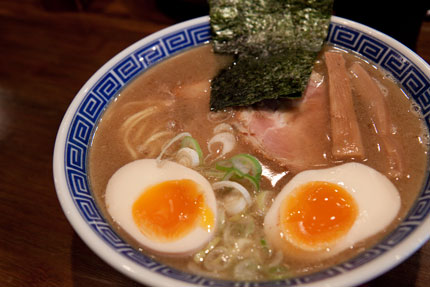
(53, 16, 430, 287)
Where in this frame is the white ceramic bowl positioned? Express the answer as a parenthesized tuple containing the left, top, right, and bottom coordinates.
(53, 16, 430, 287)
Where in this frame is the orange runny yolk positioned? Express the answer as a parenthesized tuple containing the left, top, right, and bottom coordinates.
(280, 181, 358, 249)
(132, 179, 214, 242)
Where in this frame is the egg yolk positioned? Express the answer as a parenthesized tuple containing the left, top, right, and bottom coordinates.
(132, 179, 214, 242)
(280, 181, 358, 250)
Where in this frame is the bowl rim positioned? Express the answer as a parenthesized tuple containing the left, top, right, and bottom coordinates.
(53, 15, 430, 287)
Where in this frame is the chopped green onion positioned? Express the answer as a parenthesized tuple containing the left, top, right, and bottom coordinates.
(231, 154, 262, 179)
(202, 168, 226, 180)
(215, 159, 235, 172)
(217, 167, 259, 190)
(203, 246, 233, 271)
(181, 136, 204, 164)
(215, 153, 262, 191)
(255, 190, 273, 215)
(233, 258, 260, 281)
(243, 174, 259, 191)
(176, 147, 200, 168)
(260, 238, 267, 247)
(220, 167, 243, 180)
(228, 212, 243, 223)
(260, 237, 271, 254)
(207, 132, 236, 159)
(156, 132, 191, 163)
(223, 192, 247, 215)
(193, 236, 221, 263)
(213, 123, 233, 134)
(212, 181, 252, 205)
(265, 265, 290, 280)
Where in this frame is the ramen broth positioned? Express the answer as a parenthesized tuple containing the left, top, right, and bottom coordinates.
(89, 44, 428, 280)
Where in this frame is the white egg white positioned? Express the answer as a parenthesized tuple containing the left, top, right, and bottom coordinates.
(264, 162, 400, 262)
(105, 159, 217, 257)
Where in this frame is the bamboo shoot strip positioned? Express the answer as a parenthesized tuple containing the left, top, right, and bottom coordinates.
(325, 52, 365, 159)
(350, 63, 405, 178)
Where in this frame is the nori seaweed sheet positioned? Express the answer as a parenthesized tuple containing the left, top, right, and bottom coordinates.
(209, 0, 333, 110)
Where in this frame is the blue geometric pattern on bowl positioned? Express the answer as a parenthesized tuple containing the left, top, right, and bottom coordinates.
(64, 18, 430, 286)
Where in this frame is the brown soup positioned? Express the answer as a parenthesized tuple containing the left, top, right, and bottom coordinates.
(89, 44, 428, 280)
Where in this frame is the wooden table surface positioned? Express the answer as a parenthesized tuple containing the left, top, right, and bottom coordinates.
(1, 1, 429, 286)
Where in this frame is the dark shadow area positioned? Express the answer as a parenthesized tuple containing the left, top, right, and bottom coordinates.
(155, 0, 209, 22)
(41, 0, 428, 52)
(41, 0, 92, 11)
(364, 247, 423, 287)
(333, 1, 429, 51)
(71, 232, 144, 287)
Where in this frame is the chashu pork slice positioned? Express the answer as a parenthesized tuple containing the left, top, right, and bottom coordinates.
(233, 72, 332, 173)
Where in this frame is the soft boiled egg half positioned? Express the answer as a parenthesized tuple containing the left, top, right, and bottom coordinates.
(264, 162, 400, 261)
(105, 159, 217, 257)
